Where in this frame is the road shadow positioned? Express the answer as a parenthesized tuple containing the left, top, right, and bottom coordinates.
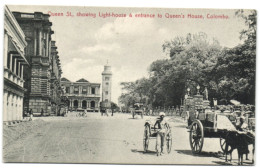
(212, 161, 234, 165)
(212, 160, 253, 166)
(175, 150, 224, 158)
(128, 118, 144, 120)
(131, 149, 157, 156)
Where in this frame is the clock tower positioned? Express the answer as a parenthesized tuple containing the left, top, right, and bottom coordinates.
(102, 63, 112, 105)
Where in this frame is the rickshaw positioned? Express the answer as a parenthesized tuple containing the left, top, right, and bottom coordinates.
(131, 103, 144, 119)
(143, 119, 172, 156)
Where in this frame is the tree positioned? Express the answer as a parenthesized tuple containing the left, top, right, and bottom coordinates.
(212, 10, 256, 104)
(118, 10, 256, 107)
(118, 78, 151, 110)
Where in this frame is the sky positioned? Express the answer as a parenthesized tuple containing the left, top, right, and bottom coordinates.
(8, 5, 249, 104)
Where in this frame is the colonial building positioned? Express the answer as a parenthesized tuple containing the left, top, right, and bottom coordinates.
(61, 78, 101, 112)
(12, 11, 63, 116)
(3, 6, 29, 122)
(50, 41, 63, 115)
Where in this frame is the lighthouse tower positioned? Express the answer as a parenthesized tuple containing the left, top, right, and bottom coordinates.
(102, 63, 112, 105)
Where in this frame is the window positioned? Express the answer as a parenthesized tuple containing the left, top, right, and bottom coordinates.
(82, 88, 87, 94)
(91, 87, 95, 94)
(66, 87, 70, 93)
(105, 91, 108, 95)
(74, 87, 79, 94)
(105, 77, 110, 81)
(106, 82, 109, 86)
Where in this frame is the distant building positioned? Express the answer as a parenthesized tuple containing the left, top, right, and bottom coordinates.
(61, 78, 101, 112)
(102, 64, 112, 104)
(3, 6, 29, 122)
(12, 11, 63, 116)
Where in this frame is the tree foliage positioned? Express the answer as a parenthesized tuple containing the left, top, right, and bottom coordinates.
(118, 10, 256, 108)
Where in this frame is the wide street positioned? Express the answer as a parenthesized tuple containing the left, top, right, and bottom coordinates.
(3, 112, 254, 165)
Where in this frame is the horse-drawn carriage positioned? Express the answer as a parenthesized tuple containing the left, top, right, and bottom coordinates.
(184, 94, 255, 160)
(131, 103, 144, 119)
(143, 119, 172, 156)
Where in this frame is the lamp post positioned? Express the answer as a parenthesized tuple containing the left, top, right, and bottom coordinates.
(197, 85, 200, 95)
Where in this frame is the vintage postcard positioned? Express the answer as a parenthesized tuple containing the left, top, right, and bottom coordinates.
(3, 5, 256, 165)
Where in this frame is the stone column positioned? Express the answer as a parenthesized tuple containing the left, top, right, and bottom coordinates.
(70, 85, 74, 94)
(79, 86, 82, 95)
(3, 91, 8, 122)
(48, 39, 51, 59)
(7, 93, 10, 121)
(9, 54, 13, 72)
(79, 100, 82, 108)
(88, 86, 91, 95)
(17, 62, 20, 76)
(14, 95, 17, 121)
(4, 33, 8, 68)
(46, 32, 49, 57)
(13, 95, 16, 121)
(18, 96, 22, 120)
(97, 87, 100, 95)
(42, 32, 46, 57)
(96, 87, 99, 95)
(38, 29, 42, 56)
(21, 65, 24, 79)
(9, 93, 13, 121)
(13, 57, 17, 74)
(72, 100, 74, 108)
(18, 96, 21, 120)
(34, 29, 37, 55)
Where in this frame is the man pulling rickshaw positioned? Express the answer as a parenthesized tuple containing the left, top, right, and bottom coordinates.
(154, 112, 171, 155)
(143, 112, 172, 156)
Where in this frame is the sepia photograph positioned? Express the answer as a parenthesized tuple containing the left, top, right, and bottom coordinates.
(2, 3, 257, 166)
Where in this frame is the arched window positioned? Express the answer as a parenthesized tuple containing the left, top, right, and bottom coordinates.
(90, 101, 95, 108)
(73, 100, 78, 108)
(82, 100, 87, 109)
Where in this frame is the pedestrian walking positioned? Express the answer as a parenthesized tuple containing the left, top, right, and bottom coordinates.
(41, 108, 44, 116)
(111, 108, 114, 116)
(29, 109, 33, 121)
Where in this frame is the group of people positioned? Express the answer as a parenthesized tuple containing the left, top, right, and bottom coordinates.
(100, 108, 114, 116)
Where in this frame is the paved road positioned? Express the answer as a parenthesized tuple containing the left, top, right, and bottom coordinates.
(3, 113, 254, 165)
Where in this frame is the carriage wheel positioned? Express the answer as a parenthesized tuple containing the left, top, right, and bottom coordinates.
(166, 131, 172, 153)
(189, 119, 204, 154)
(143, 126, 150, 152)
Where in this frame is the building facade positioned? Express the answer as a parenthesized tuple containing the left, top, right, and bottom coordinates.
(61, 78, 100, 112)
(102, 64, 112, 103)
(50, 41, 63, 115)
(3, 6, 29, 122)
(12, 11, 63, 116)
